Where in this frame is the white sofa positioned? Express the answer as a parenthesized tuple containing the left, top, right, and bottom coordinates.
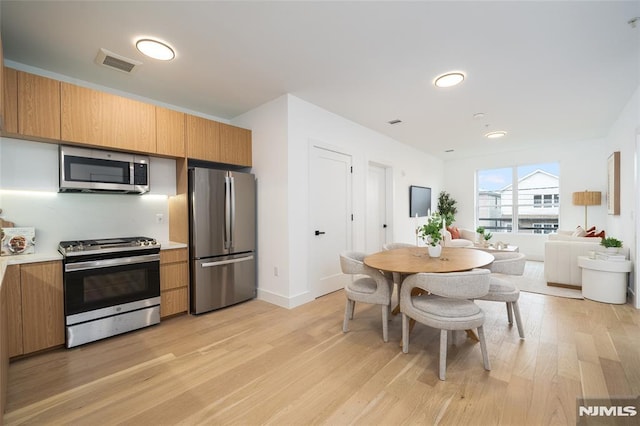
(544, 231, 629, 288)
(442, 227, 475, 248)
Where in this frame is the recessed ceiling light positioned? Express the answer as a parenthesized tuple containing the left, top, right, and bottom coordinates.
(484, 130, 507, 139)
(434, 72, 465, 88)
(473, 112, 485, 119)
(136, 38, 175, 61)
(444, 149, 454, 153)
(388, 119, 402, 125)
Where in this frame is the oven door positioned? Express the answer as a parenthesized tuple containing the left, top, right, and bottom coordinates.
(63, 253, 160, 319)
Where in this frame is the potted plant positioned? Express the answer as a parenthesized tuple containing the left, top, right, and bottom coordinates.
(476, 226, 486, 246)
(437, 191, 458, 227)
(418, 214, 444, 257)
(483, 231, 493, 244)
(601, 237, 623, 253)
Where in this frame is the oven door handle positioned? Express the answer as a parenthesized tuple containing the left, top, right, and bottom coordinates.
(65, 254, 160, 272)
(201, 255, 254, 268)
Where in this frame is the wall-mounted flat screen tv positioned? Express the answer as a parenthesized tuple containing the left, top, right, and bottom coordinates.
(409, 185, 432, 217)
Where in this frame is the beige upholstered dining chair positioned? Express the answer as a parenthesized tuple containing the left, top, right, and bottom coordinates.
(339, 251, 394, 342)
(381, 242, 416, 292)
(382, 242, 416, 251)
(400, 269, 492, 380)
(479, 252, 526, 339)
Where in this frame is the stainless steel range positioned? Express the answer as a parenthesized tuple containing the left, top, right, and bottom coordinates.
(58, 236, 161, 348)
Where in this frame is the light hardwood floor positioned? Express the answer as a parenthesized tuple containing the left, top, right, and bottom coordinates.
(4, 282, 640, 425)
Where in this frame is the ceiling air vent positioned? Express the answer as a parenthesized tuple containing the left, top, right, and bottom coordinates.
(95, 48, 142, 74)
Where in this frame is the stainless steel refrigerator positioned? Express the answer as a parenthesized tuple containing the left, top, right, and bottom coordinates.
(188, 167, 256, 314)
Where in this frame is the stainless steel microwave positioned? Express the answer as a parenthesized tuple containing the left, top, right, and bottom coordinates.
(59, 145, 150, 194)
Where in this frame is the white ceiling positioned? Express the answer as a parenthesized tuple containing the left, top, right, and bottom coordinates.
(1, 1, 639, 160)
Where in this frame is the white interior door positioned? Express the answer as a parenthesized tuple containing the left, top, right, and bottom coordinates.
(309, 146, 352, 298)
(366, 163, 388, 253)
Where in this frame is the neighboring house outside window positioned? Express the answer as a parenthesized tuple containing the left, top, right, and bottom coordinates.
(477, 163, 560, 234)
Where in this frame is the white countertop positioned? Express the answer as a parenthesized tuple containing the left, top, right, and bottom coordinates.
(160, 241, 188, 250)
(0, 241, 188, 284)
(0, 241, 187, 267)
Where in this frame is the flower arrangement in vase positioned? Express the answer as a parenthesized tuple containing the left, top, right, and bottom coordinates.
(418, 214, 444, 257)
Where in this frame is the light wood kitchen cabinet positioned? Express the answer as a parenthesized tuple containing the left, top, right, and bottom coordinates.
(219, 123, 252, 167)
(21, 261, 65, 354)
(160, 248, 189, 318)
(4, 265, 23, 358)
(156, 106, 185, 157)
(1, 69, 59, 140)
(185, 114, 221, 162)
(61, 82, 156, 153)
(18, 71, 61, 140)
(1, 265, 8, 421)
(0, 33, 4, 131)
(185, 115, 252, 166)
(2, 66, 18, 134)
(5, 261, 65, 357)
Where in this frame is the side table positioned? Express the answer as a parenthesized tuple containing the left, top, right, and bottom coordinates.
(577, 256, 632, 304)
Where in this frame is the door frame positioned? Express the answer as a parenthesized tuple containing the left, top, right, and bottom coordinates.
(308, 141, 354, 298)
(365, 161, 394, 252)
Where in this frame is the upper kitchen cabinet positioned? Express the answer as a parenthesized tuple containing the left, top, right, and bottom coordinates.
(61, 83, 156, 153)
(156, 106, 185, 157)
(185, 114, 221, 162)
(186, 115, 252, 167)
(219, 123, 252, 167)
(18, 72, 61, 140)
(2, 67, 18, 134)
(1, 69, 60, 140)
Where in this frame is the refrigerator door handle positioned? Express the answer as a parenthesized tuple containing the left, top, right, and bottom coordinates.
(229, 175, 236, 249)
(201, 255, 254, 268)
(224, 176, 232, 249)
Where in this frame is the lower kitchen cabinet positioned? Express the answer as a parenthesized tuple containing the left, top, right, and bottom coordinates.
(4, 265, 22, 357)
(6, 261, 65, 357)
(160, 248, 189, 318)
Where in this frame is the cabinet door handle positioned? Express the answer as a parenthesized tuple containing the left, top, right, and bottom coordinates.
(315, 230, 326, 236)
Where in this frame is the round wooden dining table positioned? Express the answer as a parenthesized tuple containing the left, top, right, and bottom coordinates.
(364, 246, 495, 342)
(364, 246, 494, 274)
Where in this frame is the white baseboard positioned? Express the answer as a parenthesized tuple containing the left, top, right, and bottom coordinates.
(257, 288, 315, 309)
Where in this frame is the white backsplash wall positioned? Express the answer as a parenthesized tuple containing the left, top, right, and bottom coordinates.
(0, 138, 175, 252)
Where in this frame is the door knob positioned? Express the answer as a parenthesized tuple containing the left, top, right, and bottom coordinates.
(315, 230, 326, 236)
(383, 224, 387, 228)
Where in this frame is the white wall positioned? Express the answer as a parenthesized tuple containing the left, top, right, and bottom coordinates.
(605, 85, 639, 307)
(235, 94, 443, 308)
(443, 139, 608, 261)
(0, 138, 176, 251)
(231, 95, 290, 307)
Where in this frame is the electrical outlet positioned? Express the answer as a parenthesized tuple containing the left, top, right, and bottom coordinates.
(155, 213, 164, 224)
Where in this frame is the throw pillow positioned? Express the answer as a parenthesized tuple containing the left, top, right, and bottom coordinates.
(585, 229, 606, 238)
(572, 226, 587, 237)
(447, 226, 460, 239)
